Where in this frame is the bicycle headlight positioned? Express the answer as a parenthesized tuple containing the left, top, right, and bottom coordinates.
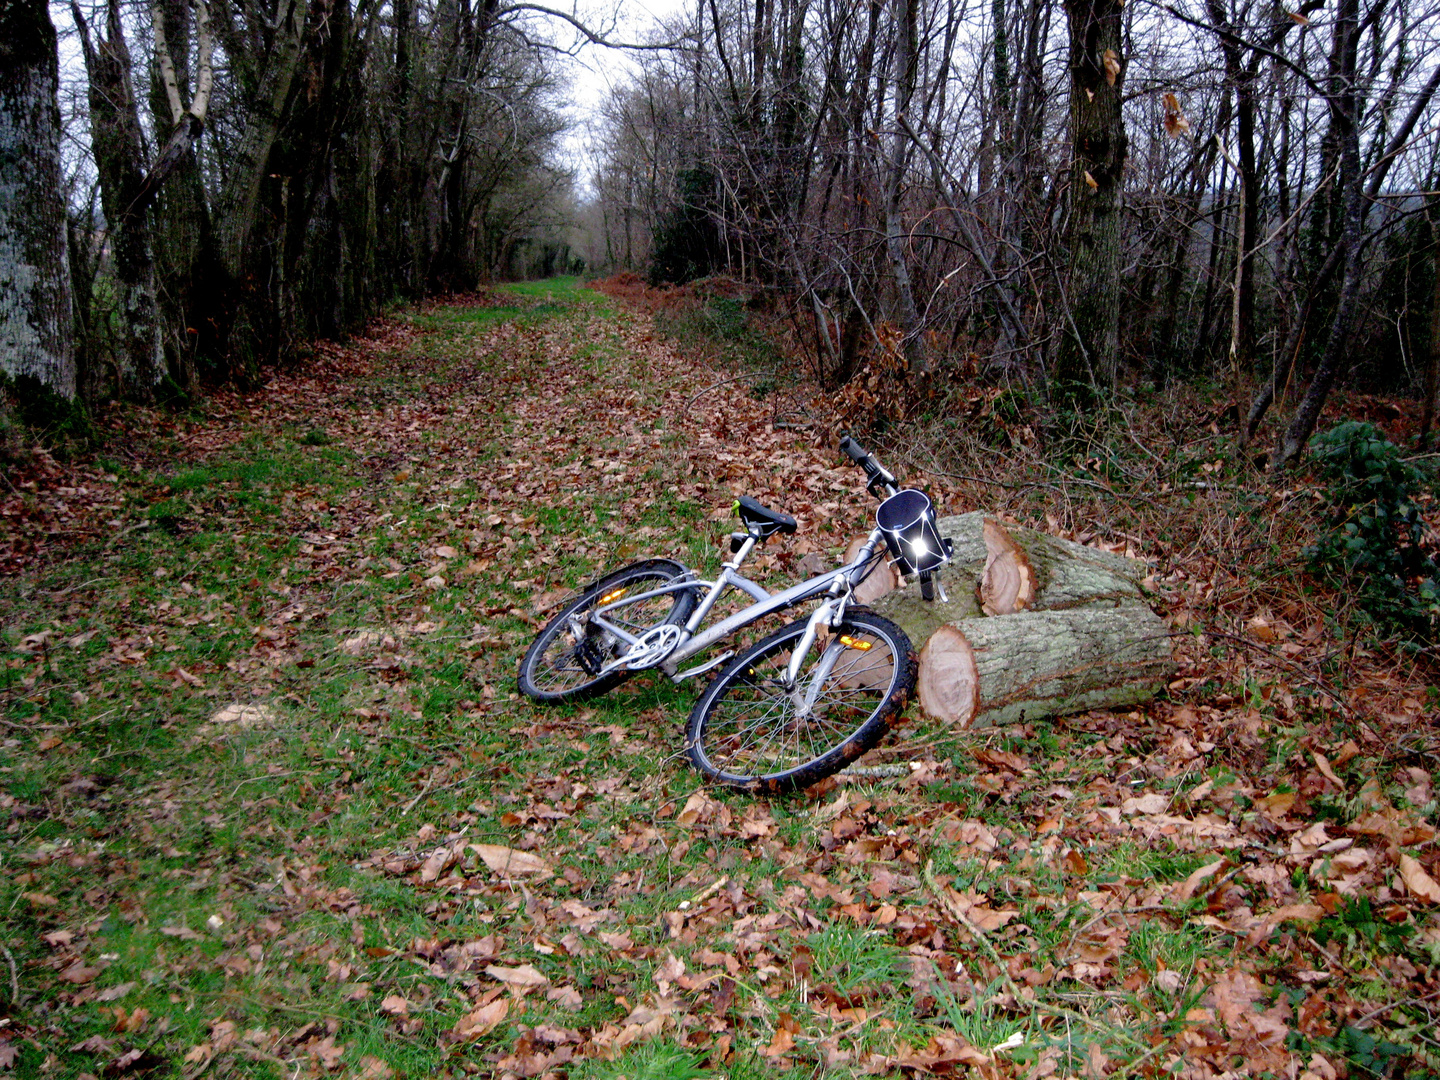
(876, 489, 950, 574)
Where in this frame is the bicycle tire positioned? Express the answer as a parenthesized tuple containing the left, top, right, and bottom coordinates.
(518, 559, 698, 703)
(684, 609, 916, 793)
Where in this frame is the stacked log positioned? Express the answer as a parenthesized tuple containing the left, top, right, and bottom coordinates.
(855, 512, 1174, 728)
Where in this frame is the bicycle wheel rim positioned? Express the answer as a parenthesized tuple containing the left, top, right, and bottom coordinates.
(688, 614, 908, 789)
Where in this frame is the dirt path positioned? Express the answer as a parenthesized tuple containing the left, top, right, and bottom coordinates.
(3, 285, 1437, 1080)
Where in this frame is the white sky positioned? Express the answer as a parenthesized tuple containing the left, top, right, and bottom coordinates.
(552, 0, 689, 190)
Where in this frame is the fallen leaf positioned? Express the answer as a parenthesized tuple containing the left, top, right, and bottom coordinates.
(379, 995, 410, 1016)
(1248, 616, 1277, 642)
(1312, 751, 1343, 787)
(1175, 859, 1225, 902)
(182, 1044, 211, 1065)
(60, 962, 101, 984)
(453, 997, 508, 1039)
(470, 843, 552, 879)
(1399, 854, 1440, 903)
(307, 1035, 345, 1070)
(419, 846, 455, 882)
(546, 985, 583, 1010)
(1122, 792, 1168, 815)
(485, 963, 548, 987)
(95, 982, 136, 1002)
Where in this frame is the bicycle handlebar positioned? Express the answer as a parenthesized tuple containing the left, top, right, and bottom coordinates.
(838, 435, 870, 465)
(838, 435, 897, 497)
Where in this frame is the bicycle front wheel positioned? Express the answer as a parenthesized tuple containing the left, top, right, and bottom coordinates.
(685, 610, 916, 793)
(518, 560, 698, 703)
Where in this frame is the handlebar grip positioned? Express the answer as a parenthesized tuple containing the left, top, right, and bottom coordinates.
(839, 435, 870, 465)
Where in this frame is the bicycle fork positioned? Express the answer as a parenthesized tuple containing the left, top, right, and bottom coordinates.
(783, 598, 847, 718)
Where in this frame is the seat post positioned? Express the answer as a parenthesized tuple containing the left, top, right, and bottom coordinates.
(724, 533, 758, 569)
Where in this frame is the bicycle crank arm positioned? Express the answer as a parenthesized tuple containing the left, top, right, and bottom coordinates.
(666, 650, 734, 682)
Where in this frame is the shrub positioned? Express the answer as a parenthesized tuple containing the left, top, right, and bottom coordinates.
(1305, 421, 1438, 644)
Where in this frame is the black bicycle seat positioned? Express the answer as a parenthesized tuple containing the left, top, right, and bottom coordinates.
(736, 496, 797, 539)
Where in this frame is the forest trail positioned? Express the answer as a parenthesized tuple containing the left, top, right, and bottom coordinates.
(3, 283, 1438, 1079)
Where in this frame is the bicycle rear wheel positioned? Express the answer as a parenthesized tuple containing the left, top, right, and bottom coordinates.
(685, 610, 916, 793)
(518, 560, 698, 702)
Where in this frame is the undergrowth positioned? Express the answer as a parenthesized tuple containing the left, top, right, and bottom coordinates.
(1304, 421, 1439, 647)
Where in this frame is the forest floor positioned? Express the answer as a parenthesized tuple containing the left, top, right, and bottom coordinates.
(1, 277, 1438, 1080)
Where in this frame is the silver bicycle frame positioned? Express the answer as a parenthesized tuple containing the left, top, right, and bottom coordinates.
(582, 527, 889, 682)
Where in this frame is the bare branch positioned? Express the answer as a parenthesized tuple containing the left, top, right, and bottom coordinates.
(497, 3, 690, 51)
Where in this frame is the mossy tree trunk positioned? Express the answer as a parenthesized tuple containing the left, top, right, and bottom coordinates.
(0, 0, 75, 398)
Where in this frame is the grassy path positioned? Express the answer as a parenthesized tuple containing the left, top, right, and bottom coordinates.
(2, 281, 1437, 1079)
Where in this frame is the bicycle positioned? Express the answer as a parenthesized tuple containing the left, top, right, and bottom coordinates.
(517, 436, 954, 793)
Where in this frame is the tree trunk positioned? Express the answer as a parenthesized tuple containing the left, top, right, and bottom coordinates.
(1271, 0, 1361, 468)
(213, 0, 309, 286)
(1054, 0, 1128, 396)
(0, 0, 75, 397)
(74, 0, 164, 401)
(883, 0, 927, 374)
(1420, 205, 1440, 450)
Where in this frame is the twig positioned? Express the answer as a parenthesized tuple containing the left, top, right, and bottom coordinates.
(681, 370, 779, 412)
(1351, 988, 1440, 1029)
(401, 772, 438, 816)
(1196, 629, 1349, 713)
(2, 944, 19, 1004)
(103, 521, 151, 550)
(677, 875, 729, 911)
(231, 772, 297, 798)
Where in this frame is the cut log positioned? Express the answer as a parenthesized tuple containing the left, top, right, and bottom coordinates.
(915, 605, 1175, 727)
(980, 517, 1035, 615)
(846, 512, 1152, 616)
(843, 536, 903, 605)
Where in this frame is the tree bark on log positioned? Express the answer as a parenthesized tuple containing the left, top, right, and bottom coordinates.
(860, 512, 1152, 639)
(916, 606, 1175, 727)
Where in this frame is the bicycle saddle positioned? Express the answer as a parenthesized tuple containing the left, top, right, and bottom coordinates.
(736, 496, 797, 539)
